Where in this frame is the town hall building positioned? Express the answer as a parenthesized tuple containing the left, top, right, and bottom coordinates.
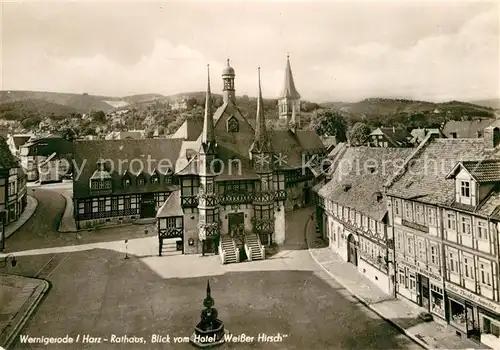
(72, 57, 326, 263)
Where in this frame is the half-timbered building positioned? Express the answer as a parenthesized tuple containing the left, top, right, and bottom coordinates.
(158, 59, 325, 261)
(73, 138, 183, 229)
(316, 146, 413, 294)
(385, 123, 500, 348)
(72, 58, 325, 262)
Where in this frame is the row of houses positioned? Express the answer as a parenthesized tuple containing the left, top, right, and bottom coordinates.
(315, 122, 500, 348)
(0, 136, 28, 250)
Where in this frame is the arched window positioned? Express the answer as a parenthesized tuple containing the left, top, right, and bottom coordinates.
(227, 116, 239, 132)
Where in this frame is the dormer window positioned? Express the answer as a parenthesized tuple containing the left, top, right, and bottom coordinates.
(461, 181, 470, 197)
(151, 176, 159, 184)
(186, 149, 196, 161)
(123, 178, 131, 187)
(227, 116, 239, 132)
(137, 175, 145, 185)
(165, 175, 172, 184)
(90, 179, 112, 190)
(342, 184, 351, 192)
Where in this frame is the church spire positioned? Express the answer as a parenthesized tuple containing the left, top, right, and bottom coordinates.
(255, 67, 266, 144)
(201, 64, 215, 146)
(279, 55, 300, 99)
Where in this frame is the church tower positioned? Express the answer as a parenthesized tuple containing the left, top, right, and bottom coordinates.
(277, 55, 301, 129)
(250, 68, 276, 245)
(222, 59, 236, 104)
(198, 65, 219, 253)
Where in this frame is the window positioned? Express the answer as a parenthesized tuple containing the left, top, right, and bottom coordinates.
(255, 204, 273, 220)
(448, 250, 458, 273)
(349, 209, 355, 222)
(461, 216, 471, 235)
(394, 200, 400, 216)
(182, 178, 199, 196)
(78, 202, 85, 214)
(483, 317, 500, 338)
(151, 176, 159, 184)
(409, 273, 416, 290)
(398, 269, 405, 285)
(447, 212, 456, 231)
(418, 240, 426, 262)
(415, 205, 425, 224)
(476, 220, 487, 240)
(111, 198, 118, 212)
(343, 207, 349, 220)
(124, 196, 131, 210)
(451, 132, 457, 138)
(430, 245, 439, 265)
(362, 215, 368, 228)
(91, 179, 112, 190)
(461, 181, 470, 197)
(98, 199, 105, 213)
(463, 256, 474, 279)
(427, 207, 436, 226)
(137, 177, 145, 186)
(227, 116, 239, 132)
(480, 262, 492, 286)
(205, 209, 218, 223)
(396, 230, 403, 251)
(407, 235, 414, 255)
(123, 178, 131, 187)
(404, 201, 413, 221)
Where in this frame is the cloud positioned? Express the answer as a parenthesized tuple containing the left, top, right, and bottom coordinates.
(1, 2, 498, 102)
(311, 9, 499, 101)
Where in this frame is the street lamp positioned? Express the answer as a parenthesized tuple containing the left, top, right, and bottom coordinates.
(124, 239, 129, 259)
(0, 254, 17, 268)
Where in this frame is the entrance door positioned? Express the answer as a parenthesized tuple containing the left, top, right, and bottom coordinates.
(420, 275, 430, 310)
(140, 193, 156, 218)
(228, 212, 244, 235)
(466, 303, 481, 341)
(347, 234, 358, 266)
(203, 238, 216, 255)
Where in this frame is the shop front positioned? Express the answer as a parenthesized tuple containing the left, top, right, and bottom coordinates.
(396, 260, 445, 319)
(445, 282, 500, 347)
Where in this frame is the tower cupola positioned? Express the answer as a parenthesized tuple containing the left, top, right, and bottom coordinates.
(222, 59, 236, 104)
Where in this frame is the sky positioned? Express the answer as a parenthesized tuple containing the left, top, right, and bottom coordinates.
(1, 1, 499, 102)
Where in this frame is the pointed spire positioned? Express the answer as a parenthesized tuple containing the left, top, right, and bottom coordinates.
(279, 55, 301, 99)
(255, 67, 267, 144)
(206, 280, 211, 296)
(201, 64, 215, 145)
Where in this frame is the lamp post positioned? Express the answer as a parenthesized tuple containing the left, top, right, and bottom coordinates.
(0, 254, 17, 268)
(124, 239, 129, 259)
(0, 211, 5, 252)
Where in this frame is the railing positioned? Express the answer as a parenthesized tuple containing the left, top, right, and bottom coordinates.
(218, 241, 226, 264)
(181, 196, 199, 207)
(245, 243, 253, 262)
(218, 193, 253, 205)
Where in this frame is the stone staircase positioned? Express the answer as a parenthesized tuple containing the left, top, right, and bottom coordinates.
(159, 239, 182, 256)
(244, 233, 265, 261)
(220, 235, 238, 264)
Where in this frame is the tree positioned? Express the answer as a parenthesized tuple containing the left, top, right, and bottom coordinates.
(347, 122, 371, 146)
(186, 98, 198, 110)
(61, 127, 77, 141)
(308, 109, 347, 141)
(90, 110, 106, 124)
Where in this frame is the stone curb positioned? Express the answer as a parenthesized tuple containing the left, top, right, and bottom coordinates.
(0, 277, 51, 350)
(57, 192, 77, 233)
(304, 217, 429, 350)
(5, 195, 38, 240)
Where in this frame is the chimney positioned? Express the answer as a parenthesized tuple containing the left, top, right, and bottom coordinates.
(484, 123, 500, 149)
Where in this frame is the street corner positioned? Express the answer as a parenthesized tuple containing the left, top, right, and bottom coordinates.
(0, 274, 50, 350)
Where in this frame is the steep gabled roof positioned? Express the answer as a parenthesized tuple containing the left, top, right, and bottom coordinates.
(156, 190, 183, 217)
(371, 127, 412, 147)
(318, 146, 414, 221)
(446, 159, 500, 183)
(442, 119, 494, 138)
(279, 56, 301, 100)
(73, 139, 183, 198)
(0, 136, 19, 170)
(386, 137, 500, 217)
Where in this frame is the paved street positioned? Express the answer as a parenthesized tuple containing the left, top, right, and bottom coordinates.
(1, 189, 421, 349)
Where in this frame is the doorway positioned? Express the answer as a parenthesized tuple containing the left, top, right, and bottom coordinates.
(347, 234, 358, 266)
(419, 275, 430, 310)
(140, 193, 156, 218)
(228, 212, 244, 235)
(303, 188, 312, 206)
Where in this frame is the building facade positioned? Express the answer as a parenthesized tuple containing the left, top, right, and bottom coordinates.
(386, 124, 500, 348)
(72, 58, 325, 261)
(316, 146, 413, 295)
(0, 136, 28, 250)
(367, 127, 412, 148)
